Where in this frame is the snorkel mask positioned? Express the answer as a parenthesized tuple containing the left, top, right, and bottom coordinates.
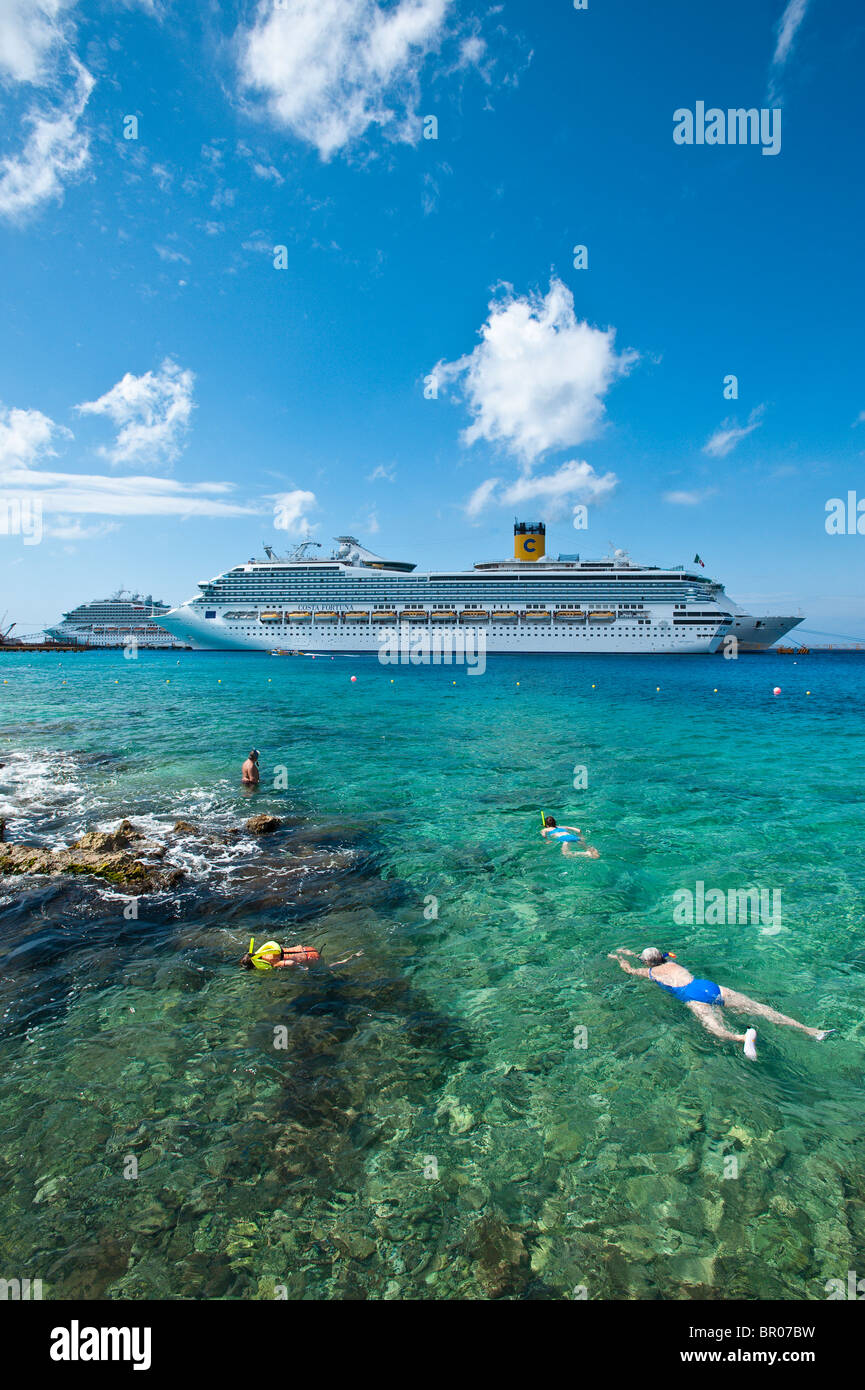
(247, 937, 281, 971)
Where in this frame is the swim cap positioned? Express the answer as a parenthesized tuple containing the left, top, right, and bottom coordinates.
(640, 947, 667, 966)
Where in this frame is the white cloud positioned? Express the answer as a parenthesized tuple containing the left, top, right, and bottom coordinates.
(0, 56, 93, 220)
(467, 461, 617, 519)
(272, 489, 318, 534)
(43, 516, 119, 540)
(0, 0, 75, 85)
(768, 0, 811, 100)
(465, 476, 500, 518)
(663, 488, 718, 506)
(0, 460, 259, 519)
(702, 406, 765, 458)
(237, 0, 453, 160)
(502, 459, 617, 506)
(436, 278, 638, 465)
(151, 163, 173, 191)
(76, 358, 195, 469)
(1, 396, 258, 521)
(772, 0, 811, 69)
(252, 161, 283, 183)
(155, 243, 190, 263)
(367, 462, 395, 481)
(0, 404, 70, 465)
(458, 35, 485, 69)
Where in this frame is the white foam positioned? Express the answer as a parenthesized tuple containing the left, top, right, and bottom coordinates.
(0, 748, 88, 833)
(0, 749, 340, 896)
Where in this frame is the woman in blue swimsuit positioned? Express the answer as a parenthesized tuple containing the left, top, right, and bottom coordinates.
(609, 947, 834, 1060)
(541, 815, 600, 858)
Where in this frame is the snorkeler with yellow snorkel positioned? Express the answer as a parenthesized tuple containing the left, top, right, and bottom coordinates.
(240, 938, 362, 972)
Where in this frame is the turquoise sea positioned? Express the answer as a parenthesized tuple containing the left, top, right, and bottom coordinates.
(1, 648, 863, 1300)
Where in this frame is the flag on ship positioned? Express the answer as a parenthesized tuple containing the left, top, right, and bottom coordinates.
(693, 554, 705, 567)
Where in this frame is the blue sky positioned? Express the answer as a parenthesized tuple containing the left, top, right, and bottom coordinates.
(1, 0, 863, 636)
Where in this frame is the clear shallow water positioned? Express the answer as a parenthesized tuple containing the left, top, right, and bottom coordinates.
(0, 648, 863, 1300)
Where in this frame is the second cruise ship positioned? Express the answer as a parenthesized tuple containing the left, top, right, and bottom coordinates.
(45, 590, 189, 648)
(159, 523, 801, 655)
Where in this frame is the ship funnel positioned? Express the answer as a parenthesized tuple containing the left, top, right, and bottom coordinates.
(514, 520, 545, 561)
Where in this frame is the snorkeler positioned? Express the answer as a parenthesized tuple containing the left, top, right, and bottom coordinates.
(541, 814, 600, 858)
(241, 749, 260, 785)
(240, 938, 362, 972)
(609, 947, 834, 1060)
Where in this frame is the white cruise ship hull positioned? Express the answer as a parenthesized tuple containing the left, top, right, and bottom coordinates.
(45, 624, 185, 649)
(731, 614, 804, 651)
(158, 608, 728, 655)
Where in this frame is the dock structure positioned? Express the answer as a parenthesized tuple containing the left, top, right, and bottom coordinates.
(0, 643, 89, 653)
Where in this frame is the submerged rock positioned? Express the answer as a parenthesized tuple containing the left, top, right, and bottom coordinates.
(246, 814, 282, 835)
(172, 820, 200, 835)
(464, 1209, 530, 1299)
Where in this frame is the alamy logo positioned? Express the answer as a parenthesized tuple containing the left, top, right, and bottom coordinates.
(0, 1276, 42, 1299)
(0, 496, 43, 545)
(825, 1270, 865, 1299)
(50, 1321, 152, 1371)
(377, 628, 486, 675)
(673, 102, 781, 157)
(825, 493, 865, 535)
(673, 881, 781, 934)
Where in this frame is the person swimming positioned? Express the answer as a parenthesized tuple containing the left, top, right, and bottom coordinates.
(241, 749, 260, 785)
(239, 938, 362, 971)
(540, 815, 600, 858)
(609, 946, 834, 1060)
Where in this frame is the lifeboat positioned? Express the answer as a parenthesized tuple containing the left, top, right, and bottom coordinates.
(259, 611, 282, 622)
(431, 610, 457, 621)
(287, 610, 312, 620)
(315, 610, 338, 621)
(491, 611, 518, 621)
(400, 610, 429, 621)
(524, 610, 551, 621)
(371, 610, 398, 621)
(460, 609, 490, 622)
(555, 610, 586, 622)
(343, 611, 370, 621)
(587, 610, 616, 622)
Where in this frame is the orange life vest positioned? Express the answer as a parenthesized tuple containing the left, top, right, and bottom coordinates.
(282, 945, 321, 965)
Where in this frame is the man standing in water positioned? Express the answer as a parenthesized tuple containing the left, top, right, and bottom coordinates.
(241, 749, 260, 785)
(609, 947, 834, 1060)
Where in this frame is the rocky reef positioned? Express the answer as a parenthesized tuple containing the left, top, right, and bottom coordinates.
(0, 818, 184, 893)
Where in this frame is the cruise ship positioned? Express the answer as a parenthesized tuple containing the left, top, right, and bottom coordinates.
(158, 523, 802, 655)
(45, 590, 189, 648)
(728, 609, 804, 651)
